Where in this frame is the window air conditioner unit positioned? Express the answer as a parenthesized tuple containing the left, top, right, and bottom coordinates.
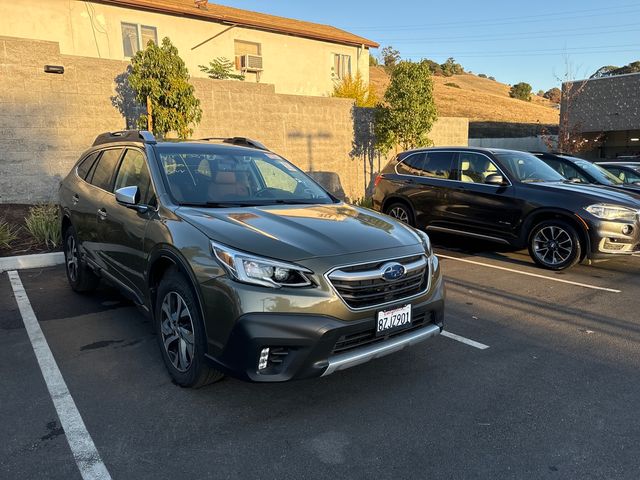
(240, 54, 263, 72)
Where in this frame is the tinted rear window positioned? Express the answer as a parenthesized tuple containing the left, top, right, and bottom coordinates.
(77, 152, 99, 180)
(89, 148, 123, 191)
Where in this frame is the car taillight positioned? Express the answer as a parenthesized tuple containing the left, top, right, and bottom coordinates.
(374, 175, 383, 188)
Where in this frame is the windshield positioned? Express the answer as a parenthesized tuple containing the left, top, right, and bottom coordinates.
(155, 146, 334, 206)
(494, 151, 565, 183)
(570, 158, 624, 185)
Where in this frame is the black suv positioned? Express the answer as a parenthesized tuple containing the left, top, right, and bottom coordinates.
(373, 147, 640, 270)
(58, 131, 444, 387)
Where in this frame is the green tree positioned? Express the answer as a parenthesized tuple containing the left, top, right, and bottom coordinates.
(369, 53, 379, 67)
(440, 57, 463, 77)
(509, 82, 532, 101)
(199, 57, 245, 80)
(543, 87, 561, 103)
(128, 37, 202, 139)
(381, 46, 401, 72)
(331, 71, 378, 107)
(374, 60, 437, 153)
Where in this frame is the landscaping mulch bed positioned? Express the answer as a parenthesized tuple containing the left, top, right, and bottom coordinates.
(0, 204, 60, 257)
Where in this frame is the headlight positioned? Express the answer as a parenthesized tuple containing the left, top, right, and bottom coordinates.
(415, 229, 433, 257)
(211, 241, 313, 288)
(585, 204, 638, 222)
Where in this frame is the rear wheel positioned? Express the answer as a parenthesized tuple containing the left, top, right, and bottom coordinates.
(63, 225, 99, 292)
(155, 269, 223, 388)
(385, 202, 414, 226)
(528, 220, 582, 270)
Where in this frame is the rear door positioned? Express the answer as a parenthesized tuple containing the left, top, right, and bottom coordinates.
(394, 151, 456, 228)
(444, 151, 521, 240)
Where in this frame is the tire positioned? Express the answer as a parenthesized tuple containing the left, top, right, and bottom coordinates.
(155, 268, 223, 388)
(63, 225, 99, 292)
(528, 219, 582, 270)
(385, 202, 415, 226)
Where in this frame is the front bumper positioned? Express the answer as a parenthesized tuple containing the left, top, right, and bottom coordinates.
(204, 279, 445, 382)
(584, 216, 640, 259)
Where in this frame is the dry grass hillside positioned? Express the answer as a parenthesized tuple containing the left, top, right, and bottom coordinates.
(369, 66, 559, 124)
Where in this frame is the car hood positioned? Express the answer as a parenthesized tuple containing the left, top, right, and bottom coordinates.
(176, 203, 422, 261)
(524, 182, 640, 207)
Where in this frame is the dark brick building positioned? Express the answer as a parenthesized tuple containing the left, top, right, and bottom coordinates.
(561, 72, 640, 159)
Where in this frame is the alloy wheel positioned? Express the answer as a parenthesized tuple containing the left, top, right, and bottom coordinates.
(160, 291, 196, 372)
(389, 206, 409, 223)
(65, 235, 78, 283)
(532, 226, 574, 266)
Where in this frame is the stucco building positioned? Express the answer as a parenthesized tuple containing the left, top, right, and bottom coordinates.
(562, 73, 640, 159)
(0, 0, 377, 96)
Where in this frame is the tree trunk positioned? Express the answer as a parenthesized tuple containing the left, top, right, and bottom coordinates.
(146, 96, 153, 132)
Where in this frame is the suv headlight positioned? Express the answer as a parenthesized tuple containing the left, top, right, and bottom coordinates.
(585, 204, 638, 222)
(415, 229, 433, 257)
(211, 241, 313, 288)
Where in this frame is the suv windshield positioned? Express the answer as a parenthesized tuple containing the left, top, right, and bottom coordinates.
(495, 151, 565, 183)
(155, 146, 334, 206)
(568, 158, 624, 185)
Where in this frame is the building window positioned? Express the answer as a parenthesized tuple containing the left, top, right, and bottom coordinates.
(121, 23, 158, 57)
(333, 54, 351, 79)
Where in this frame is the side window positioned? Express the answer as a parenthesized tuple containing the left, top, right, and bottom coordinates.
(89, 149, 123, 191)
(422, 152, 454, 179)
(559, 163, 589, 183)
(113, 149, 153, 203)
(397, 153, 426, 176)
(255, 159, 298, 193)
(459, 153, 499, 183)
(77, 152, 100, 180)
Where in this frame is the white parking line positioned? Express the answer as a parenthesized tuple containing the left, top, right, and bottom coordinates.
(441, 330, 490, 350)
(438, 254, 621, 293)
(8, 270, 112, 480)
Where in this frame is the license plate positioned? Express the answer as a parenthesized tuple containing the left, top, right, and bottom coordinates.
(376, 304, 412, 336)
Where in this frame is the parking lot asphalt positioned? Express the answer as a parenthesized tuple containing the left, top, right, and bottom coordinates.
(2, 239, 640, 479)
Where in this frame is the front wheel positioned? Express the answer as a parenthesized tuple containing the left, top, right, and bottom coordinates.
(528, 220, 582, 270)
(155, 269, 223, 388)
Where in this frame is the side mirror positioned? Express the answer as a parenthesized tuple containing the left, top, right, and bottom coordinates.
(485, 173, 506, 186)
(115, 186, 143, 210)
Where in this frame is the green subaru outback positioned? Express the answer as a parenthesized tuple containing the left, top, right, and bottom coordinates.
(59, 131, 444, 387)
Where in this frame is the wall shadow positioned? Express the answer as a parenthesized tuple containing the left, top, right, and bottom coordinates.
(287, 131, 331, 173)
(111, 66, 144, 129)
(351, 107, 383, 197)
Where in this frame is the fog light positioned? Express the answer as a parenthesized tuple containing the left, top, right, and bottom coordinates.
(258, 348, 269, 370)
(622, 225, 633, 235)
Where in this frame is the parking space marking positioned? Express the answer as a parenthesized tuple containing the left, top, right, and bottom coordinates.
(437, 254, 621, 293)
(441, 330, 490, 350)
(8, 270, 112, 480)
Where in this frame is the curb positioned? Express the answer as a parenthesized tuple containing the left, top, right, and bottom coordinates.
(0, 252, 65, 273)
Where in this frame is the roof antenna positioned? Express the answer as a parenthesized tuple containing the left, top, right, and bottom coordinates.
(194, 0, 208, 9)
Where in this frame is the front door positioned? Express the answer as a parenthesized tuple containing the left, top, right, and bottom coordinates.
(99, 148, 156, 301)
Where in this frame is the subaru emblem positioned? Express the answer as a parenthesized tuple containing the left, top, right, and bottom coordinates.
(381, 262, 406, 281)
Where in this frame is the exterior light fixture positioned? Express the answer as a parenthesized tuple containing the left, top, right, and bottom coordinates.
(44, 65, 64, 74)
(630, 138, 640, 142)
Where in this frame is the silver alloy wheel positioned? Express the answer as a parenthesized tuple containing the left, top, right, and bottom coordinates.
(389, 206, 409, 223)
(160, 291, 196, 372)
(65, 234, 78, 283)
(532, 225, 574, 266)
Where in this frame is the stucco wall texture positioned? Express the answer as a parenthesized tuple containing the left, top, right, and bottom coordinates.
(0, 36, 468, 204)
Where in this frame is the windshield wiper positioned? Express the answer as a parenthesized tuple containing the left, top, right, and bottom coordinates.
(179, 201, 261, 208)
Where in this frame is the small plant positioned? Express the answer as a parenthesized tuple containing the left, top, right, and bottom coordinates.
(199, 57, 245, 80)
(444, 82, 461, 88)
(331, 71, 378, 107)
(0, 218, 19, 249)
(352, 197, 373, 208)
(25, 204, 61, 248)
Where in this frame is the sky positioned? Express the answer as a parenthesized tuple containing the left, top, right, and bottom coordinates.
(217, 0, 640, 91)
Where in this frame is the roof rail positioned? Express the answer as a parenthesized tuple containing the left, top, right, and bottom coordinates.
(199, 137, 269, 151)
(93, 130, 157, 146)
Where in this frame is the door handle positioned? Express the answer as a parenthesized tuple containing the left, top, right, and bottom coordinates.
(97, 208, 108, 220)
(72, 194, 80, 205)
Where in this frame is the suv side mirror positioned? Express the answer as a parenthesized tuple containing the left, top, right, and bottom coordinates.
(115, 186, 141, 207)
(485, 173, 506, 186)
